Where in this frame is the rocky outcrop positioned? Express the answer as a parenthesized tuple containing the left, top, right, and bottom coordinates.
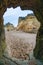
(5, 22, 15, 31)
(17, 14, 40, 33)
(5, 30, 37, 60)
(0, 0, 43, 60)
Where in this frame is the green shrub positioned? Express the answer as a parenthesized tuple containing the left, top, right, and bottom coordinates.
(0, 60, 5, 65)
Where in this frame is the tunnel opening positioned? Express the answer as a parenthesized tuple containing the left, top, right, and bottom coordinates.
(3, 6, 41, 61)
(0, 0, 43, 65)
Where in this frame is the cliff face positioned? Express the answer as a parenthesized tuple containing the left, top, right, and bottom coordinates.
(17, 15, 40, 33)
(5, 22, 14, 31)
(0, 0, 43, 60)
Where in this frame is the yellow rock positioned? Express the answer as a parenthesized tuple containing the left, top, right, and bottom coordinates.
(17, 15, 40, 33)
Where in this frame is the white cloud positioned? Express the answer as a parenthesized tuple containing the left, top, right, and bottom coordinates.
(3, 6, 33, 17)
(3, 7, 21, 17)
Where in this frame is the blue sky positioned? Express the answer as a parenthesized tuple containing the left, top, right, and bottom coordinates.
(3, 6, 33, 27)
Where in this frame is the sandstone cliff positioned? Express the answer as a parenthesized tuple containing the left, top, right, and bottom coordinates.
(4, 22, 15, 31)
(17, 14, 40, 33)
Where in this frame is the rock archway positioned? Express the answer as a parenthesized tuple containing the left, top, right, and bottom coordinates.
(0, 0, 43, 60)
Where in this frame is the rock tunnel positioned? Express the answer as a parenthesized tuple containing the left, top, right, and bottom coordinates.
(0, 0, 43, 60)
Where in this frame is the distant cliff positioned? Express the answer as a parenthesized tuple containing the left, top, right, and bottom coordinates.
(17, 14, 40, 33)
(4, 22, 15, 31)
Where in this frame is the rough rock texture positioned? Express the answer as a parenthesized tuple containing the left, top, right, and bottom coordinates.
(0, 0, 43, 60)
(17, 15, 40, 33)
(4, 22, 15, 31)
(5, 31, 36, 60)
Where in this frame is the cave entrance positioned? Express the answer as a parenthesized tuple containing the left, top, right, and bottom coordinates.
(3, 6, 40, 60)
(0, 1, 43, 64)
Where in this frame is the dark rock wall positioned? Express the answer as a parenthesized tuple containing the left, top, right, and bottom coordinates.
(0, 0, 43, 60)
(0, 17, 6, 58)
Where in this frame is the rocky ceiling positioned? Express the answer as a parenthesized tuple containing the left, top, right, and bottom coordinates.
(0, 0, 43, 23)
(0, 0, 43, 60)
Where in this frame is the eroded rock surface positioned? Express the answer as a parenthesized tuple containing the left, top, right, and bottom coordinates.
(0, 0, 43, 60)
(17, 14, 40, 33)
(5, 30, 36, 60)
